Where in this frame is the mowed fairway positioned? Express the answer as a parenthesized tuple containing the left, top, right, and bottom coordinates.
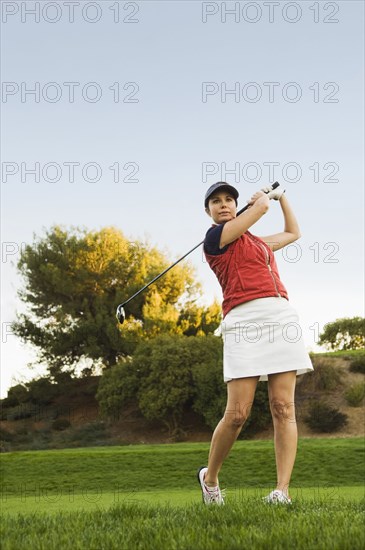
(1, 438, 364, 549)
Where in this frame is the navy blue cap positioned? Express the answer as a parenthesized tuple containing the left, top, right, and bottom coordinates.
(204, 182, 239, 208)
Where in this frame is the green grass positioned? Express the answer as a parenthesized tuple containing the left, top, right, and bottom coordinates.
(1, 500, 364, 550)
(2, 487, 364, 517)
(2, 438, 364, 499)
(1, 438, 364, 549)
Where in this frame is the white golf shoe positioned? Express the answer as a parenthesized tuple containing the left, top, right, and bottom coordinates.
(263, 489, 292, 504)
(197, 467, 225, 505)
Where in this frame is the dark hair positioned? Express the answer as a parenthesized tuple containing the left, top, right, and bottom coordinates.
(204, 182, 239, 208)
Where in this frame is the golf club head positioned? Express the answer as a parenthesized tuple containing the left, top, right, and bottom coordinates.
(116, 305, 125, 324)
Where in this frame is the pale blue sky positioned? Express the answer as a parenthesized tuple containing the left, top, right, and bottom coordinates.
(1, 0, 364, 396)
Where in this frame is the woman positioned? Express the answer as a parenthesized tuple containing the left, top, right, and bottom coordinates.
(198, 181, 313, 505)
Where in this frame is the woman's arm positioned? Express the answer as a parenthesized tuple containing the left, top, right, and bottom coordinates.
(220, 192, 270, 248)
(259, 194, 301, 251)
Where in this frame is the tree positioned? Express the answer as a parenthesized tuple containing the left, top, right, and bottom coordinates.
(192, 339, 272, 437)
(178, 299, 221, 336)
(130, 334, 196, 436)
(318, 317, 365, 351)
(97, 334, 223, 436)
(191, 337, 226, 429)
(96, 359, 139, 421)
(97, 333, 271, 438)
(1, 384, 29, 408)
(12, 225, 218, 377)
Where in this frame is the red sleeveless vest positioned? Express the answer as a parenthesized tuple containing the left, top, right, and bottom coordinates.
(204, 230, 288, 318)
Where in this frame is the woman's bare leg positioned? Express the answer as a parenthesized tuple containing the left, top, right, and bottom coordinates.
(267, 370, 297, 497)
(204, 376, 259, 486)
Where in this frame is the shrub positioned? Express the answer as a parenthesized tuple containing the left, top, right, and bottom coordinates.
(52, 418, 71, 431)
(349, 358, 365, 374)
(192, 362, 225, 431)
(345, 382, 365, 407)
(0, 427, 14, 442)
(241, 383, 272, 438)
(0, 404, 10, 420)
(1, 384, 29, 408)
(134, 335, 196, 436)
(188, 337, 272, 438)
(315, 362, 343, 391)
(192, 347, 272, 437)
(305, 400, 348, 433)
(0, 441, 10, 453)
(96, 359, 139, 420)
(28, 429, 52, 451)
(300, 359, 343, 392)
(11, 426, 32, 445)
(4, 405, 33, 421)
(191, 338, 225, 431)
(26, 378, 60, 406)
(68, 421, 107, 445)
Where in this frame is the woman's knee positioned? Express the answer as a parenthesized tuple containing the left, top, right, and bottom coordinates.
(270, 398, 296, 423)
(222, 401, 253, 429)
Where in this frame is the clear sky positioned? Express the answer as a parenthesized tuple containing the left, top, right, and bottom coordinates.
(1, 0, 364, 397)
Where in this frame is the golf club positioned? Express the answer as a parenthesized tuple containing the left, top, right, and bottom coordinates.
(116, 182, 280, 324)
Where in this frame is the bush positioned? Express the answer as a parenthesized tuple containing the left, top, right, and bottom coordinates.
(345, 382, 365, 407)
(3, 405, 33, 421)
(11, 426, 32, 445)
(52, 418, 71, 431)
(28, 429, 52, 451)
(100, 334, 225, 437)
(191, 342, 272, 438)
(241, 383, 272, 438)
(26, 378, 60, 406)
(301, 359, 343, 392)
(1, 384, 29, 408)
(191, 338, 225, 431)
(305, 401, 348, 433)
(316, 362, 343, 391)
(349, 358, 365, 374)
(96, 359, 139, 420)
(68, 421, 107, 445)
(0, 427, 14, 442)
(0, 441, 10, 453)
(134, 335, 196, 436)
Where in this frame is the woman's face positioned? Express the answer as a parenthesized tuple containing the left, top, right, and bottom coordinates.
(206, 192, 237, 224)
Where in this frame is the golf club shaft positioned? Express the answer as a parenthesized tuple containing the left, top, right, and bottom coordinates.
(121, 241, 204, 308)
(117, 182, 279, 309)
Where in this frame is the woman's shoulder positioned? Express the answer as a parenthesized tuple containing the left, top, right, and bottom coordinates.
(204, 224, 229, 256)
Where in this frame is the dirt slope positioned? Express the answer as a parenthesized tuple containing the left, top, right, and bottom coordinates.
(1, 355, 364, 450)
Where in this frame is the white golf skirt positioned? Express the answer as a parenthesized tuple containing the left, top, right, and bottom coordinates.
(221, 297, 314, 382)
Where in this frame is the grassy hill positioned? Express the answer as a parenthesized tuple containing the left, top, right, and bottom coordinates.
(1, 438, 364, 549)
(1, 351, 364, 451)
